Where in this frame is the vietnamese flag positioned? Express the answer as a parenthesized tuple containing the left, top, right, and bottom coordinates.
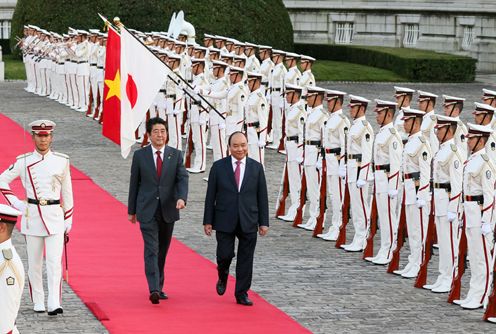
(102, 25, 121, 145)
(119, 27, 170, 158)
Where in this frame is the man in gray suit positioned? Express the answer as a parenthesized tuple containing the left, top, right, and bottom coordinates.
(128, 117, 189, 304)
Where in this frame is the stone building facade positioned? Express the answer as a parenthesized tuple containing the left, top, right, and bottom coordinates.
(0, 0, 15, 40)
(283, 0, 496, 72)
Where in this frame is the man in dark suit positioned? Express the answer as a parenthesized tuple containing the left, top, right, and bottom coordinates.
(128, 117, 189, 304)
(203, 131, 269, 306)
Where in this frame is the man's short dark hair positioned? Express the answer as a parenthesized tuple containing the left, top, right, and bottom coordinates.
(228, 131, 247, 146)
(146, 117, 167, 134)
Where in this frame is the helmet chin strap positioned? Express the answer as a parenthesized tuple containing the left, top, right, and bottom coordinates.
(329, 99, 337, 113)
(448, 104, 456, 117)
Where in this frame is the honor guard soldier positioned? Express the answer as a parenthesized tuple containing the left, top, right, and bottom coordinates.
(267, 50, 287, 150)
(340, 95, 374, 251)
(0, 204, 24, 334)
(204, 61, 230, 162)
(393, 108, 432, 278)
(0, 120, 74, 315)
(298, 56, 316, 94)
(165, 54, 185, 151)
(284, 53, 301, 85)
(245, 72, 269, 165)
(225, 66, 248, 138)
(244, 43, 261, 73)
(297, 87, 329, 231)
(258, 46, 274, 96)
(482, 88, 496, 113)
(454, 123, 495, 310)
(418, 90, 439, 154)
(442, 95, 468, 160)
(393, 86, 415, 144)
(423, 115, 463, 292)
(74, 30, 91, 113)
(472, 103, 496, 162)
(88, 29, 100, 117)
(317, 90, 350, 240)
(187, 58, 210, 174)
(365, 100, 403, 264)
(278, 84, 307, 222)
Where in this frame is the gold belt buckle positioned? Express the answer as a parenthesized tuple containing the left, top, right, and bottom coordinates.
(39, 199, 48, 206)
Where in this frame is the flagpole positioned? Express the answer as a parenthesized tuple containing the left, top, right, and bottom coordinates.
(119, 24, 226, 120)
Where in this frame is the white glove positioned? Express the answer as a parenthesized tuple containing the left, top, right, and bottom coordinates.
(388, 189, 398, 199)
(64, 221, 72, 234)
(356, 179, 367, 188)
(218, 123, 226, 130)
(338, 164, 347, 179)
(316, 160, 323, 170)
(416, 198, 427, 208)
(258, 139, 266, 148)
(447, 211, 458, 222)
(481, 222, 492, 236)
(12, 198, 26, 213)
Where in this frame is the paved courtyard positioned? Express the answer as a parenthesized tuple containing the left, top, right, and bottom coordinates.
(1, 80, 495, 333)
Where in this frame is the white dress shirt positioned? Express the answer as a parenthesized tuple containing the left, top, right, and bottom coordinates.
(152, 145, 165, 169)
(231, 156, 246, 191)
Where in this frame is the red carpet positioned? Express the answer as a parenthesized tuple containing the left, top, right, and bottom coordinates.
(0, 113, 310, 334)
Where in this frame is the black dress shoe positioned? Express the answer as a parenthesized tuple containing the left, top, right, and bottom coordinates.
(149, 291, 160, 304)
(216, 278, 227, 296)
(236, 295, 253, 306)
(159, 291, 168, 300)
(47, 308, 63, 316)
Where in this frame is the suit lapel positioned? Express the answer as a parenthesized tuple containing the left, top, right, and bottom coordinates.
(239, 158, 252, 192)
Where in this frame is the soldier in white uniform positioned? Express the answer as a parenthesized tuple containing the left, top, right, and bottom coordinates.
(203, 61, 229, 162)
(317, 90, 349, 241)
(297, 87, 328, 231)
(472, 103, 496, 162)
(245, 72, 269, 165)
(165, 55, 185, 151)
(87, 30, 100, 118)
(258, 46, 274, 96)
(364, 100, 403, 264)
(267, 50, 287, 151)
(74, 30, 91, 112)
(95, 33, 107, 121)
(0, 120, 74, 315)
(423, 115, 463, 292)
(284, 53, 301, 85)
(298, 56, 315, 93)
(393, 86, 415, 144)
(187, 59, 210, 174)
(442, 95, 468, 160)
(453, 123, 495, 310)
(278, 84, 306, 222)
(0, 204, 24, 334)
(340, 95, 375, 252)
(244, 43, 261, 73)
(418, 90, 439, 154)
(393, 108, 432, 278)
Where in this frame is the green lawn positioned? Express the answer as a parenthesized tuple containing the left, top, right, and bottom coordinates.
(3, 54, 26, 80)
(313, 60, 407, 82)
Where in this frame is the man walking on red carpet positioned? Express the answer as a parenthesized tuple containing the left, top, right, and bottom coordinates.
(203, 131, 269, 306)
(128, 117, 189, 305)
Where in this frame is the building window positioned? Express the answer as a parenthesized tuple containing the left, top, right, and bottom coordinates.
(403, 24, 419, 46)
(462, 25, 474, 50)
(335, 22, 354, 44)
(0, 20, 11, 39)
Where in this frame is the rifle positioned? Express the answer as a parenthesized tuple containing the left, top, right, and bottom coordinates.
(363, 186, 378, 259)
(335, 127, 350, 248)
(184, 126, 194, 168)
(267, 89, 273, 142)
(387, 188, 407, 273)
(140, 111, 151, 147)
(313, 147, 327, 237)
(448, 213, 468, 302)
(414, 192, 436, 288)
(275, 162, 289, 218)
(278, 111, 286, 152)
(483, 227, 496, 320)
(293, 116, 307, 227)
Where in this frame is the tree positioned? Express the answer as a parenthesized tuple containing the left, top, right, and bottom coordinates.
(10, 0, 293, 53)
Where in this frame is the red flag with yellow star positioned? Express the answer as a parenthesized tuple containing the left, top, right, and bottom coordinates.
(102, 26, 121, 144)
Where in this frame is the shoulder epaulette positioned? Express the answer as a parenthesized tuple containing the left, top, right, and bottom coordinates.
(16, 152, 33, 160)
(419, 137, 426, 144)
(362, 120, 368, 126)
(451, 144, 457, 152)
(482, 154, 489, 162)
(430, 115, 436, 121)
(53, 152, 70, 159)
(257, 91, 263, 98)
(2, 248, 13, 260)
(389, 128, 397, 134)
(339, 114, 345, 119)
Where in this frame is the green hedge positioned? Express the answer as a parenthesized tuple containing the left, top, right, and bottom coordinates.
(10, 0, 293, 57)
(295, 43, 476, 82)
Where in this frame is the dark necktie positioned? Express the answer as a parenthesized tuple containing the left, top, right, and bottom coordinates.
(234, 160, 241, 190)
(156, 151, 163, 178)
